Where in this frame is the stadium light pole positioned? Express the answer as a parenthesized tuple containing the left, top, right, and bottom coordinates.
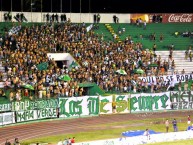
(80, 0, 81, 23)
(41, 0, 42, 22)
(21, 0, 23, 12)
(31, 0, 32, 22)
(11, 0, 12, 12)
(0, 0, 2, 22)
(51, 0, 52, 12)
(60, 0, 62, 13)
(70, 0, 71, 19)
(89, 0, 91, 23)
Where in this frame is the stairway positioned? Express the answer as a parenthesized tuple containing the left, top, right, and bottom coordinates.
(156, 51, 193, 74)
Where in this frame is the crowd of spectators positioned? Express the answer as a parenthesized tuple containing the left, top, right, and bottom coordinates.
(0, 20, 192, 101)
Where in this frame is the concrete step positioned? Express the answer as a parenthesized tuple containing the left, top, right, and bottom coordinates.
(155, 50, 193, 74)
(175, 66, 193, 69)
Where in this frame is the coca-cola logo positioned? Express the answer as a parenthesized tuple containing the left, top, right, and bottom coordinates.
(168, 14, 192, 22)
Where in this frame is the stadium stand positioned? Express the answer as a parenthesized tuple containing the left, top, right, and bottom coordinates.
(0, 21, 193, 103)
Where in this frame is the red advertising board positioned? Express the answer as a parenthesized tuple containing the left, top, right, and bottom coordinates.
(162, 14, 193, 23)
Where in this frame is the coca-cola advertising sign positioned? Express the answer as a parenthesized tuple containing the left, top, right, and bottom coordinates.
(163, 14, 193, 23)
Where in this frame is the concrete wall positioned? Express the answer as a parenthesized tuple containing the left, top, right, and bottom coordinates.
(47, 53, 76, 67)
(0, 11, 131, 23)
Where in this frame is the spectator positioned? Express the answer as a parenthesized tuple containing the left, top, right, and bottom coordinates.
(171, 60, 175, 74)
(152, 33, 156, 41)
(185, 49, 189, 60)
(184, 80, 188, 91)
(165, 119, 169, 133)
(5, 139, 11, 145)
(93, 14, 97, 23)
(153, 44, 157, 52)
(113, 15, 117, 23)
(97, 14, 101, 23)
(191, 83, 193, 90)
(13, 138, 20, 145)
(172, 118, 178, 132)
(57, 139, 63, 145)
(68, 138, 72, 145)
(143, 128, 150, 140)
(46, 13, 50, 22)
(181, 69, 185, 74)
(4, 13, 8, 22)
(178, 81, 182, 91)
(170, 44, 174, 51)
(71, 137, 75, 143)
(8, 12, 12, 22)
(160, 33, 164, 42)
(55, 14, 59, 23)
(189, 52, 192, 62)
(143, 20, 146, 30)
(167, 78, 175, 91)
(160, 15, 163, 22)
(112, 101, 116, 113)
(116, 17, 119, 23)
(188, 115, 191, 125)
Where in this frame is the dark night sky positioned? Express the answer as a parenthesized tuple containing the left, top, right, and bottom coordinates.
(0, 0, 192, 13)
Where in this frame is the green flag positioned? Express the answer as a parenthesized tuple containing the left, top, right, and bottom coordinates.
(22, 84, 34, 90)
(37, 62, 48, 71)
(69, 61, 79, 70)
(134, 69, 144, 74)
(116, 69, 127, 75)
(58, 75, 71, 81)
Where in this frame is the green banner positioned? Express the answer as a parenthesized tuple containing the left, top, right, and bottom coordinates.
(0, 103, 12, 112)
(59, 96, 99, 118)
(0, 112, 15, 125)
(12, 99, 58, 111)
(37, 62, 48, 71)
(16, 108, 57, 122)
(170, 91, 193, 110)
(37, 108, 57, 119)
(100, 96, 112, 114)
(130, 92, 170, 112)
(115, 95, 130, 113)
(16, 110, 36, 122)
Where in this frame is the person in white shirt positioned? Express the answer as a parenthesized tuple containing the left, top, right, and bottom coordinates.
(143, 20, 147, 29)
(167, 78, 175, 91)
(143, 129, 150, 140)
(57, 140, 63, 145)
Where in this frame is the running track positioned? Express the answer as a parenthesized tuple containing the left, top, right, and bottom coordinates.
(0, 111, 193, 145)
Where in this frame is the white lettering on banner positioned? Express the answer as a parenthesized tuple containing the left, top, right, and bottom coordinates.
(168, 14, 193, 22)
(130, 92, 171, 112)
(16, 110, 36, 122)
(139, 74, 193, 85)
(12, 99, 58, 111)
(16, 108, 57, 122)
(0, 103, 12, 112)
(37, 108, 57, 119)
(0, 112, 15, 125)
(100, 96, 113, 115)
(168, 14, 192, 22)
(170, 91, 193, 110)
